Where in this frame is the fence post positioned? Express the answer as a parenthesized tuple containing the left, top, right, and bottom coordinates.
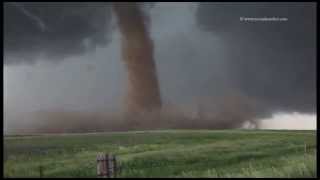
(113, 155, 117, 178)
(97, 153, 107, 178)
(39, 165, 43, 178)
(304, 143, 307, 153)
(97, 153, 118, 178)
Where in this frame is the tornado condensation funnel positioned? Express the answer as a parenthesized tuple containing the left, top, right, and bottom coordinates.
(113, 3, 162, 114)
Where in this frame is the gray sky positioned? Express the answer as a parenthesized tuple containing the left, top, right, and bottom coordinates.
(4, 2, 316, 130)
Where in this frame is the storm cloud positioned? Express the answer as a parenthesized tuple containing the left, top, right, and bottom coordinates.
(196, 2, 316, 114)
(4, 2, 113, 65)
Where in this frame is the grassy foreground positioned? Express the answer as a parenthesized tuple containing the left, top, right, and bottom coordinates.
(3, 129, 317, 178)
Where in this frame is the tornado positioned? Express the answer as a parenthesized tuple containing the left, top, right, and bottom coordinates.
(112, 3, 162, 114)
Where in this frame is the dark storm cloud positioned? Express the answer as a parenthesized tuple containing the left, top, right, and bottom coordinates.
(196, 2, 316, 114)
(4, 2, 113, 65)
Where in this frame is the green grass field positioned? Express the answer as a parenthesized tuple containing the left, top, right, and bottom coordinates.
(3, 129, 317, 178)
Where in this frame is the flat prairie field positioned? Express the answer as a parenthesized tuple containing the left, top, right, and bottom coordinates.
(3, 129, 317, 178)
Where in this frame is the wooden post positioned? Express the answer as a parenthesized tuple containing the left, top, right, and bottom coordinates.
(113, 155, 117, 178)
(108, 154, 113, 178)
(304, 143, 307, 153)
(97, 153, 107, 178)
(39, 165, 43, 178)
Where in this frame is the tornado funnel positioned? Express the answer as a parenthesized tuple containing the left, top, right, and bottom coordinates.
(113, 3, 162, 114)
